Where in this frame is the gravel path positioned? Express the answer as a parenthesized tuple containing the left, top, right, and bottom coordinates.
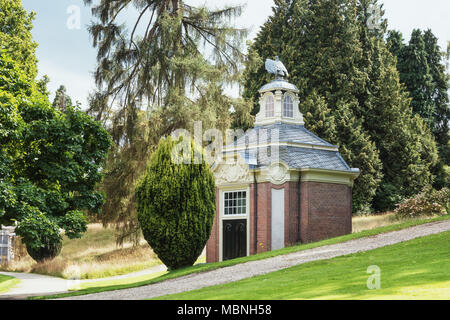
(61, 219, 450, 300)
(0, 271, 69, 298)
(0, 262, 168, 299)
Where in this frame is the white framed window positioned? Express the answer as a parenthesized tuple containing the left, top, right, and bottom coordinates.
(265, 95, 274, 118)
(224, 191, 247, 216)
(283, 94, 293, 118)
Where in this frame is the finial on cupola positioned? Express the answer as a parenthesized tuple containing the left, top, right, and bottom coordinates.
(265, 56, 289, 80)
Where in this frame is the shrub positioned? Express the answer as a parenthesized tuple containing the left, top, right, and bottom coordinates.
(16, 208, 63, 262)
(135, 136, 216, 270)
(394, 187, 449, 219)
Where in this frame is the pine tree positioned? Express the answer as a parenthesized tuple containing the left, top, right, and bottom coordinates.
(398, 30, 435, 128)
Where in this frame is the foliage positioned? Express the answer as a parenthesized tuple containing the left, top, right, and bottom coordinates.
(3, 223, 161, 279)
(83, 0, 247, 110)
(387, 29, 449, 158)
(243, 0, 439, 212)
(59, 210, 88, 239)
(15, 209, 62, 262)
(387, 29, 450, 189)
(394, 187, 449, 219)
(0, 2, 113, 263)
(135, 136, 216, 270)
(0, 0, 37, 79)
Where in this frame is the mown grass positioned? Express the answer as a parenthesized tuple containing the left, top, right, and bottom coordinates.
(34, 214, 450, 300)
(156, 231, 450, 300)
(0, 274, 20, 294)
(1, 224, 162, 279)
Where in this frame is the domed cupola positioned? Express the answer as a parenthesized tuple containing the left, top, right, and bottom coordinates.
(255, 57, 304, 126)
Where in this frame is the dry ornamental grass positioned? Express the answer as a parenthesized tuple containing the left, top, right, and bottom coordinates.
(1, 224, 162, 279)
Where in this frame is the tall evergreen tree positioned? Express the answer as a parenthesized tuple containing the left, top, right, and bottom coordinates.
(52, 85, 73, 112)
(387, 29, 449, 188)
(423, 31, 449, 163)
(244, 0, 438, 212)
(83, 0, 250, 243)
(356, 1, 438, 210)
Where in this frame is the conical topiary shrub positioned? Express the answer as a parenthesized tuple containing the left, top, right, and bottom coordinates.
(135, 136, 216, 270)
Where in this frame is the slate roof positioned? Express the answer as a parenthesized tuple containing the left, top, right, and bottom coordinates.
(231, 123, 336, 148)
(224, 122, 356, 173)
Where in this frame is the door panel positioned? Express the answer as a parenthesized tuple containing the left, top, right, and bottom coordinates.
(271, 188, 285, 250)
(223, 219, 247, 261)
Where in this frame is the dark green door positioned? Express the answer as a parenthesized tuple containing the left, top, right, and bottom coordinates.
(223, 219, 247, 261)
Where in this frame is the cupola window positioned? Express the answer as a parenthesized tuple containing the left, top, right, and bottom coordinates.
(283, 94, 293, 118)
(266, 95, 274, 118)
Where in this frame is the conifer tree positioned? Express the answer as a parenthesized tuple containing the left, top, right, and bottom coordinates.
(387, 29, 449, 188)
(244, 0, 439, 212)
(423, 30, 450, 163)
(356, 1, 438, 210)
(0, 1, 112, 261)
(397, 30, 435, 128)
(52, 85, 73, 112)
(135, 136, 215, 270)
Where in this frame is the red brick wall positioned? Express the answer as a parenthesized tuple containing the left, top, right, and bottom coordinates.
(206, 180, 352, 263)
(300, 182, 352, 243)
(286, 181, 300, 246)
(255, 182, 272, 254)
(206, 188, 220, 263)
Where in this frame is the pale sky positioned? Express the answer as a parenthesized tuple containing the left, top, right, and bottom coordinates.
(21, 0, 450, 106)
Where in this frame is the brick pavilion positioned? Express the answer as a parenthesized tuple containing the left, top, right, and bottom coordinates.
(206, 65, 360, 263)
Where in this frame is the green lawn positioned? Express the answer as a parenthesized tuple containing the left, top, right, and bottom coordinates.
(35, 215, 450, 300)
(156, 231, 450, 300)
(0, 274, 20, 294)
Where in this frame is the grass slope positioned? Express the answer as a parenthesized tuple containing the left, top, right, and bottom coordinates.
(35, 215, 449, 300)
(0, 274, 20, 294)
(157, 231, 450, 300)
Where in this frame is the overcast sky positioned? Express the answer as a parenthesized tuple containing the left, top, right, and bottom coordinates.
(21, 0, 450, 106)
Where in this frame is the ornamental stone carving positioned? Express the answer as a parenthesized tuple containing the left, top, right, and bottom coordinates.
(214, 157, 252, 186)
(268, 163, 289, 185)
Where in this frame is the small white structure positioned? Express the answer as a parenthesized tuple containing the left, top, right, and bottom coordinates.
(0, 226, 16, 264)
